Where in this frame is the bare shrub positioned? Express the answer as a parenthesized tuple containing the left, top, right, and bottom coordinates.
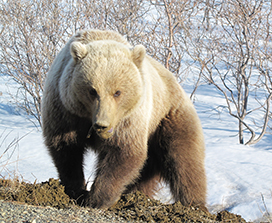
(0, 0, 73, 126)
(183, 0, 272, 145)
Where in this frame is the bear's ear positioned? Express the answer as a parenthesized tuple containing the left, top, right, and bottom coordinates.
(131, 45, 146, 68)
(70, 41, 88, 61)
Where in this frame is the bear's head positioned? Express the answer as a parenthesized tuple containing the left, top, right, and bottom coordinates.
(59, 40, 146, 139)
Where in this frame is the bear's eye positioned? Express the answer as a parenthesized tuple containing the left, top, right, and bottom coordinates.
(114, 90, 121, 97)
(89, 88, 97, 97)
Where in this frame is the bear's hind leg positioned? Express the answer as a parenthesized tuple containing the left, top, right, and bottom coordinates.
(159, 109, 207, 208)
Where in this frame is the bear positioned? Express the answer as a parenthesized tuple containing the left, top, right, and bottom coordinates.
(41, 29, 207, 209)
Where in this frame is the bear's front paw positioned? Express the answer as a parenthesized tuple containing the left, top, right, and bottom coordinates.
(88, 193, 120, 209)
(74, 190, 91, 207)
(65, 189, 90, 207)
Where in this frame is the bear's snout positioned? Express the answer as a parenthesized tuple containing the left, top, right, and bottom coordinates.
(92, 121, 113, 139)
(93, 123, 109, 132)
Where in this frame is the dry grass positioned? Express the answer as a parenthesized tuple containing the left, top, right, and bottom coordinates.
(254, 193, 272, 223)
(0, 129, 32, 199)
(0, 129, 31, 179)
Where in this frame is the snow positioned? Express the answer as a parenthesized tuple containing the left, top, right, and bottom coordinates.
(0, 74, 271, 222)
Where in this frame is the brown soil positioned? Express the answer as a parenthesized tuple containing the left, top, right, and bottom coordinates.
(0, 178, 70, 209)
(0, 178, 247, 222)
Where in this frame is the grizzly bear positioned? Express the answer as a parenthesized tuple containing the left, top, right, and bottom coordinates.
(41, 29, 207, 209)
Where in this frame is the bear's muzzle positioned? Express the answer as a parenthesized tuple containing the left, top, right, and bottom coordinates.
(87, 123, 114, 139)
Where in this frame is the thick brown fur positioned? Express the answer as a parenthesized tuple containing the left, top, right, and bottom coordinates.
(41, 29, 207, 209)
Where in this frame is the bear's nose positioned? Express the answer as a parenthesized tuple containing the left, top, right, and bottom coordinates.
(93, 123, 108, 131)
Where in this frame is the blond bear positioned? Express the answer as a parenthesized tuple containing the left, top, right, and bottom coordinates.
(42, 29, 207, 209)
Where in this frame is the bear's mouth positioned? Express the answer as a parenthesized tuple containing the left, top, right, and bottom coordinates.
(96, 127, 114, 139)
(86, 126, 114, 139)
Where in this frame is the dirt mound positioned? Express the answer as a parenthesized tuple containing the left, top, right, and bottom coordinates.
(0, 178, 246, 222)
(0, 178, 70, 208)
(109, 191, 246, 222)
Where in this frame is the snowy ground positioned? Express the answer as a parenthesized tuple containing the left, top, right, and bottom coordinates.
(0, 74, 271, 222)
